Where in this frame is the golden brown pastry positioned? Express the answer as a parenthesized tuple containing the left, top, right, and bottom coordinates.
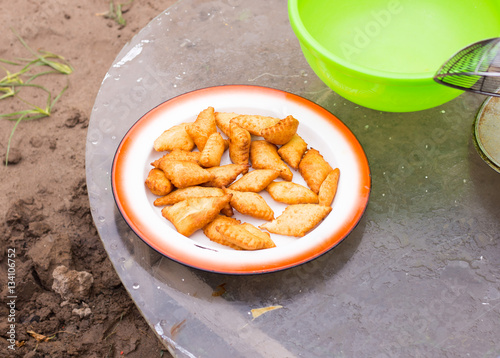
(260, 115, 299, 145)
(224, 189, 274, 221)
(161, 194, 232, 236)
(277, 134, 308, 170)
(185, 106, 217, 151)
(228, 121, 251, 167)
(266, 181, 318, 204)
(153, 123, 195, 152)
(260, 204, 332, 237)
(228, 169, 280, 192)
(145, 168, 174, 196)
(250, 140, 293, 181)
(199, 132, 227, 168)
(231, 114, 280, 136)
(298, 148, 333, 194)
(202, 164, 250, 188)
(318, 168, 340, 206)
(203, 215, 242, 249)
(159, 160, 213, 188)
(216, 224, 268, 250)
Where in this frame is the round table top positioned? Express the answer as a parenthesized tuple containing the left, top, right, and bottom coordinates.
(86, 1, 500, 357)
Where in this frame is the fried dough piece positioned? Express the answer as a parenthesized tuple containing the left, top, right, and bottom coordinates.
(260, 115, 299, 145)
(154, 186, 233, 216)
(202, 164, 249, 188)
(196, 106, 217, 124)
(298, 148, 333, 194)
(228, 121, 251, 166)
(318, 168, 340, 207)
(266, 181, 318, 204)
(277, 134, 308, 170)
(231, 115, 280, 136)
(151, 158, 161, 168)
(185, 122, 211, 151)
(228, 169, 280, 192)
(160, 160, 213, 188)
(185, 107, 217, 151)
(145, 168, 174, 196)
(153, 123, 195, 152)
(250, 140, 293, 181)
(220, 203, 234, 217)
(239, 223, 276, 248)
(216, 224, 266, 250)
(215, 112, 239, 137)
(203, 215, 242, 249)
(161, 194, 232, 237)
(151, 149, 201, 167)
(225, 189, 274, 221)
(154, 186, 224, 206)
(260, 204, 332, 237)
(199, 132, 227, 168)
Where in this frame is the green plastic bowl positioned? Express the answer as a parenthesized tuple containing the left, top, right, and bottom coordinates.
(289, 0, 500, 112)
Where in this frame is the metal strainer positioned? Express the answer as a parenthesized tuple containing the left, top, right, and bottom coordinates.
(434, 37, 500, 96)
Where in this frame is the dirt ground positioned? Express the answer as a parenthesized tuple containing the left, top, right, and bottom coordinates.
(0, 1, 177, 357)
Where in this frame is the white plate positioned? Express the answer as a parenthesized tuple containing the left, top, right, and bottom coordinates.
(112, 85, 371, 274)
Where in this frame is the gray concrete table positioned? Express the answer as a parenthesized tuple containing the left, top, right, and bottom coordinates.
(86, 0, 500, 357)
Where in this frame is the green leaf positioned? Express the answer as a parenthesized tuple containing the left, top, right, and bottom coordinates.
(2, 28, 72, 166)
(5, 115, 25, 166)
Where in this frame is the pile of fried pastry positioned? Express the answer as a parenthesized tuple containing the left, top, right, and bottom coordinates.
(145, 107, 340, 250)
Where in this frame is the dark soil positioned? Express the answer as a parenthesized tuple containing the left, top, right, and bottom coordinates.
(0, 1, 176, 357)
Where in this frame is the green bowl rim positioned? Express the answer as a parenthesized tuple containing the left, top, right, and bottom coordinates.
(288, 0, 444, 83)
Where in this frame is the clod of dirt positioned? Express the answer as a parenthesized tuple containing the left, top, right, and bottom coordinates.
(64, 109, 88, 128)
(0, 259, 41, 309)
(27, 233, 72, 288)
(118, 335, 140, 355)
(5, 197, 43, 228)
(23, 351, 42, 358)
(9, 260, 42, 307)
(72, 305, 92, 319)
(52, 265, 94, 301)
(28, 221, 52, 237)
(30, 136, 44, 148)
(4, 148, 22, 165)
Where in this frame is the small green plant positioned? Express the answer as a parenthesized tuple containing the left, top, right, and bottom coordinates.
(12, 30, 73, 75)
(1, 29, 73, 166)
(98, 0, 134, 26)
(1, 83, 68, 165)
